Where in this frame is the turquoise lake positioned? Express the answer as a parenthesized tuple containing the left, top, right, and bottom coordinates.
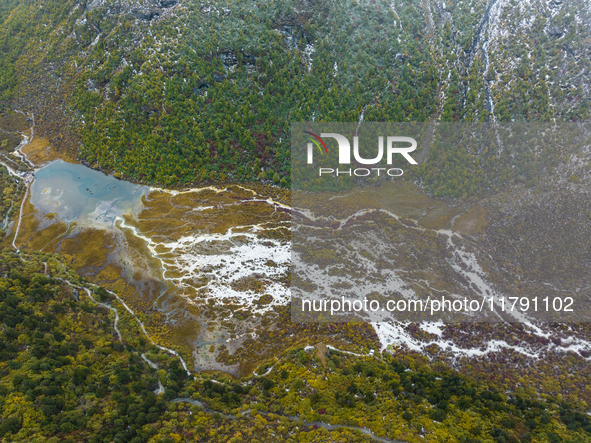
(30, 160, 148, 228)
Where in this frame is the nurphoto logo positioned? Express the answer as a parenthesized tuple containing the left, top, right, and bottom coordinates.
(304, 131, 419, 177)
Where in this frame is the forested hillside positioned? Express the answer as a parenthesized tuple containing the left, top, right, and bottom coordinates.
(2, 250, 591, 442)
(1, 0, 589, 193)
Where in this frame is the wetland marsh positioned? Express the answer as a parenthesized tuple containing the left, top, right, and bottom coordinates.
(12, 157, 585, 377)
(11, 160, 292, 374)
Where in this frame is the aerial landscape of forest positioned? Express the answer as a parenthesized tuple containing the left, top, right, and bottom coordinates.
(1, 0, 591, 442)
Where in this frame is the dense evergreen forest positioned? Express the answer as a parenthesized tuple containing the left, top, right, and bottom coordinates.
(1, 250, 591, 442)
(1, 0, 589, 195)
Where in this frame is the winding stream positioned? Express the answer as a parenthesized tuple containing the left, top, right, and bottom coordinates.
(141, 353, 165, 394)
(171, 397, 404, 443)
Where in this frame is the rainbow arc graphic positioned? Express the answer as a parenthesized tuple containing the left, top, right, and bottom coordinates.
(304, 131, 328, 155)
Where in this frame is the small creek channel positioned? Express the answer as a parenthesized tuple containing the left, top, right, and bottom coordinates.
(171, 397, 404, 443)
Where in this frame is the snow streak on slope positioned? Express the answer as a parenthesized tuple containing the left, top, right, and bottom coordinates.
(374, 320, 591, 362)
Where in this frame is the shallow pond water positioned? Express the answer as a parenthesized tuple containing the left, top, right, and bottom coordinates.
(30, 160, 148, 228)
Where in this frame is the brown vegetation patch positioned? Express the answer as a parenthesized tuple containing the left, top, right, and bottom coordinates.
(316, 343, 328, 367)
(22, 136, 72, 166)
(230, 276, 267, 293)
(8, 192, 39, 249)
(0, 113, 29, 133)
(0, 114, 29, 153)
(295, 180, 462, 230)
(59, 228, 113, 272)
(0, 131, 22, 153)
(24, 221, 73, 252)
(453, 205, 488, 235)
(131, 187, 290, 243)
(95, 263, 126, 283)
